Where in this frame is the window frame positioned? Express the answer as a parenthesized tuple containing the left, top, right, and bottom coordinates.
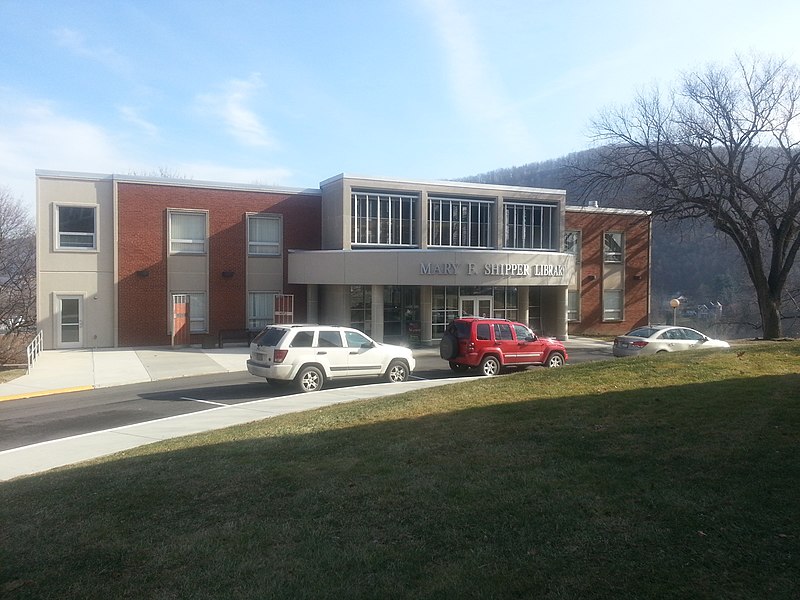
(55, 204, 97, 251)
(564, 230, 581, 260)
(503, 201, 558, 250)
(428, 196, 493, 248)
(351, 191, 417, 247)
(168, 210, 208, 255)
(247, 214, 282, 256)
(603, 231, 624, 263)
(248, 291, 278, 331)
(567, 289, 580, 322)
(602, 289, 624, 321)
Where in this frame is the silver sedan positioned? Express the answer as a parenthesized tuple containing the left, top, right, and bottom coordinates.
(613, 325, 730, 357)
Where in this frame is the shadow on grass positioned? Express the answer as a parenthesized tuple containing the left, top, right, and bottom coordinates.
(1, 372, 799, 600)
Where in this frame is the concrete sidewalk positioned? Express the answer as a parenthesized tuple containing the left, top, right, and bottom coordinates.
(0, 346, 255, 402)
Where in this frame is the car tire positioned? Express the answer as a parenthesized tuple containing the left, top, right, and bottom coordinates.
(384, 360, 410, 383)
(449, 361, 469, 373)
(546, 352, 565, 368)
(296, 365, 324, 392)
(479, 355, 501, 377)
(440, 332, 458, 360)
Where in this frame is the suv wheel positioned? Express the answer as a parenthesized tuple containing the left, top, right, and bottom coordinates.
(296, 365, 324, 392)
(384, 360, 410, 383)
(479, 355, 501, 377)
(546, 352, 565, 368)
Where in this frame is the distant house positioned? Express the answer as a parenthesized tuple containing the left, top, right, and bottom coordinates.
(35, 171, 651, 349)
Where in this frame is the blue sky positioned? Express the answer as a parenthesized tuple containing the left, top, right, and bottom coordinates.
(3, 0, 800, 212)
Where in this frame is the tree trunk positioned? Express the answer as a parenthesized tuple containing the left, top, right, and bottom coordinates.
(758, 290, 783, 339)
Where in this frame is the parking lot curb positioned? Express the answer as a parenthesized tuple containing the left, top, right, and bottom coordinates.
(0, 385, 94, 403)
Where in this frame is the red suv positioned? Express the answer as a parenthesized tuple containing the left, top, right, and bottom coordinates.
(439, 318, 568, 376)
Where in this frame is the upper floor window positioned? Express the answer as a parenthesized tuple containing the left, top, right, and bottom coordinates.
(604, 232, 624, 263)
(169, 211, 207, 254)
(351, 192, 417, 246)
(429, 196, 492, 248)
(248, 214, 281, 256)
(564, 230, 581, 257)
(57, 205, 96, 250)
(504, 202, 557, 250)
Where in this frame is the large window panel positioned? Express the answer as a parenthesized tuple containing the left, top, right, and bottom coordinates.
(187, 292, 208, 333)
(603, 289, 623, 321)
(429, 197, 492, 248)
(604, 232, 624, 263)
(248, 215, 281, 256)
(504, 202, 557, 250)
(249, 292, 277, 330)
(351, 192, 417, 246)
(170, 211, 207, 254)
(57, 205, 96, 249)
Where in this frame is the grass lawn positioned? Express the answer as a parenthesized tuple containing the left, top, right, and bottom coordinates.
(0, 367, 24, 385)
(1, 342, 798, 599)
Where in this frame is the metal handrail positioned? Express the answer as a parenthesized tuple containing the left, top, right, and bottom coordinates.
(26, 330, 43, 373)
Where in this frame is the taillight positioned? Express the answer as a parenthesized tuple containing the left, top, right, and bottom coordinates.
(273, 349, 288, 363)
(631, 341, 649, 348)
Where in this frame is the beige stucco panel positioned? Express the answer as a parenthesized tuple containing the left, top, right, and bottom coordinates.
(247, 256, 284, 291)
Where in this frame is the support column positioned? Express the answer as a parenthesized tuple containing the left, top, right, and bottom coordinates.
(371, 285, 384, 341)
(518, 286, 530, 326)
(306, 284, 319, 324)
(421, 286, 433, 346)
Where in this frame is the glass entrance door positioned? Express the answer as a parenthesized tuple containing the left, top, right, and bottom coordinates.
(57, 295, 83, 348)
(460, 295, 492, 318)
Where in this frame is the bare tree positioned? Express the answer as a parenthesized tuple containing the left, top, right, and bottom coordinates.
(0, 188, 35, 335)
(575, 55, 800, 339)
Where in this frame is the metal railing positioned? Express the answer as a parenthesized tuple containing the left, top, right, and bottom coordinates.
(26, 330, 43, 374)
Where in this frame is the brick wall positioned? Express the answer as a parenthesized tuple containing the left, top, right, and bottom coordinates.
(565, 211, 651, 336)
(117, 183, 321, 346)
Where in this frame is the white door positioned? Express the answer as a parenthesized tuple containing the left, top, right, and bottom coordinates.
(460, 296, 492, 318)
(57, 295, 83, 348)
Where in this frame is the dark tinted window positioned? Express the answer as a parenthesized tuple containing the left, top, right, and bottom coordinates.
(476, 323, 491, 340)
(513, 324, 534, 341)
(317, 330, 343, 347)
(290, 331, 314, 347)
(627, 327, 660, 338)
(252, 327, 287, 347)
(448, 320, 472, 340)
(494, 323, 513, 341)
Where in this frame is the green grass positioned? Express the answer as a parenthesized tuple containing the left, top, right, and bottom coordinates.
(1, 343, 799, 599)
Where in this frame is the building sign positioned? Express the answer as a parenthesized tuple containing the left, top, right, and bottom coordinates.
(419, 262, 566, 277)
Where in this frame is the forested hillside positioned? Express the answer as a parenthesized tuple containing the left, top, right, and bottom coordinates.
(461, 151, 795, 338)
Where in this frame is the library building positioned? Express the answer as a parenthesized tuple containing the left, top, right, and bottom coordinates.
(36, 171, 651, 350)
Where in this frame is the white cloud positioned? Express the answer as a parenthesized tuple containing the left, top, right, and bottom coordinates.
(196, 74, 276, 148)
(119, 106, 159, 137)
(0, 91, 134, 211)
(416, 0, 537, 157)
(53, 27, 129, 73)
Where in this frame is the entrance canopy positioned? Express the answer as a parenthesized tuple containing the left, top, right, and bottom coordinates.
(288, 249, 575, 287)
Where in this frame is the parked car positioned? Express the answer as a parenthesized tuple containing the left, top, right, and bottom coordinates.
(612, 325, 730, 357)
(247, 324, 415, 392)
(439, 317, 568, 376)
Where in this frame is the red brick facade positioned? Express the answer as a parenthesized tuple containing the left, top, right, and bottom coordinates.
(116, 183, 321, 346)
(565, 210, 651, 336)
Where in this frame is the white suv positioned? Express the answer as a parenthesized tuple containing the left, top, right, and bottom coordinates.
(247, 324, 416, 392)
